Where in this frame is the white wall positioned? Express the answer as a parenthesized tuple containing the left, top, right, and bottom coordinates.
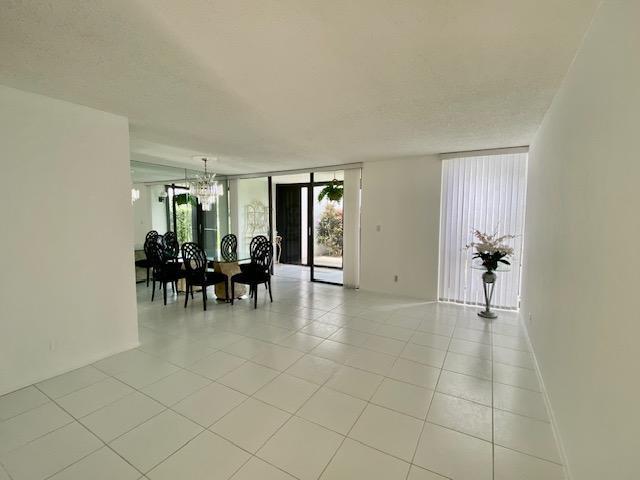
(0, 85, 139, 395)
(360, 156, 441, 299)
(342, 168, 361, 288)
(132, 183, 152, 249)
(521, 2, 640, 478)
(233, 177, 269, 256)
(132, 184, 169, 249)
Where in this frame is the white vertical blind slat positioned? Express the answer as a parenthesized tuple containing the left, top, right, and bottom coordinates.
(438, 152, 528, 309)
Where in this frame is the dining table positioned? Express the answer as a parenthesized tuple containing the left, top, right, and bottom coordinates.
(208, 253, 250, 300)
(171, 253, 251, 301)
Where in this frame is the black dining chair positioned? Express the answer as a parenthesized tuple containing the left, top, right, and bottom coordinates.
(220, 234, 238, 261)
(243, 235, 270, 294)
(231, 239, 273, 309)
(135, 230, 159, 286)
(181, 242, 229, 310)
(149, 241, 185, 305)
(163, 231, 180, 261)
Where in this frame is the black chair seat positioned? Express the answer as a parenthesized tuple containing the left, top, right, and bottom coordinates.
(187, 271, 227, 287)
(153, 266, 184, 283)
(232, 271, 269, 284)
(135, 258, 153, 268)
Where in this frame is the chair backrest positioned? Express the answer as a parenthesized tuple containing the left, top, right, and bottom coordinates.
(252, 238, 273, 272)
(181, 242, 207, 275)
(148, 240, 167, 270)
(143, 231, 160, 259)
(220, 234, 238, 261)
(249, 235, 269, 258)
(163, 231, 179, 258)
(145, 230, 159, 242)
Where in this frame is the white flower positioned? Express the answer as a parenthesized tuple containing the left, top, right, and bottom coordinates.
(465, 229, 516, 257)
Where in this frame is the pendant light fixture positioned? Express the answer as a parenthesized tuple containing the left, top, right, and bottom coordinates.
(190, 157, 223, 211)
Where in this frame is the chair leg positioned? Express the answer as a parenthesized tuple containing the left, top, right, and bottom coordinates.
(254, 284, 258, 309)
(184, 281, 189, 308)
(146, 267, 150, 287)
(190, 285, 194, 299)
(172, 281, 175, 293)
(163, 281, 167, 305)
(224, 281, 229, 303)
(231, 281, 235, 305)
(151, 280, 156, 301)
(202, 285, 207, 311)
(267, 280, 273, 302)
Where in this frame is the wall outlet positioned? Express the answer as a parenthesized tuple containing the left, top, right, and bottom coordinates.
(394, 275, 398, 282)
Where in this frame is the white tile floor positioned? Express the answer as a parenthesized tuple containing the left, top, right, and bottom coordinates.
(0, 276, 566, 480)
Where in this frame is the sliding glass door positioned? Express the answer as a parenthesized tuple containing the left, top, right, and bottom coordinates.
(310, 171, 344, 285)
(166, 185, 197, 244)
(269, 172, 344, 285)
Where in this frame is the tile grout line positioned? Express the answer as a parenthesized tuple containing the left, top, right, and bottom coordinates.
(203, 307, 446, 479)
(491, 318, 496, 480)
(403, 320, 456, 480)
(212, 342, 350, 480)
(150, 305, 536, 477)
(312, 367, 383, 480)
(32, 384, 147, 480)
(0, 459, 14, 480)
(3, 297, 545, 480)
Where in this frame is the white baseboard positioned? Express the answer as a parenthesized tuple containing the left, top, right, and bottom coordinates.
(519, 317, 572, 479)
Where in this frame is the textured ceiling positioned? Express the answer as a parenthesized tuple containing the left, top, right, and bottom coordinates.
(0, 0, 599, 173)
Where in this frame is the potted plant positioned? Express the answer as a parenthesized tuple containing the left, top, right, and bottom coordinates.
(466, 229, 515, 273)
(317, 179, 343, 202)
(466, 229, 516, 318)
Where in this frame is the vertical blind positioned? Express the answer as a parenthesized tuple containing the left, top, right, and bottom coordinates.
(438, 151, 528, 309)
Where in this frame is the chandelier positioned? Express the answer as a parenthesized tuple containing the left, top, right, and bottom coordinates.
(191, 157, 223, 211)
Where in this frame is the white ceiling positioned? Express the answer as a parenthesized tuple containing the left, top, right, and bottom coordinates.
(0, 0, 599, 174)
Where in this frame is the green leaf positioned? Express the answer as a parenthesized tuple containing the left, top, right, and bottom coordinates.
(175, 193, 197, 206)
(317, 180, 343, 202)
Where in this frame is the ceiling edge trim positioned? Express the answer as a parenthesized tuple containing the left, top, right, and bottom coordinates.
(439, 146, 529, 160)
(224, 162, 363, 180)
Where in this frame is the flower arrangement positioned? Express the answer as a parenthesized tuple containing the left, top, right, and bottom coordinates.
(466, 229, 516, 272)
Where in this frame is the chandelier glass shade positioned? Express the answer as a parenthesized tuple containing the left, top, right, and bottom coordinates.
(191, 158, 223, 211)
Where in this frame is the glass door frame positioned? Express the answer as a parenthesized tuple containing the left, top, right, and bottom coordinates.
(266, 173, 343, 286)
(165, 183, 193, 239)
(308, 172, 344, 286)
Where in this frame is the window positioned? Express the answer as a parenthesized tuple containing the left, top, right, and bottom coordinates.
(438, 150, 528, 309)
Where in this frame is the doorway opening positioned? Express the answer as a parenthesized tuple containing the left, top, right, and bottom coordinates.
(271, 171, 344, 285)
